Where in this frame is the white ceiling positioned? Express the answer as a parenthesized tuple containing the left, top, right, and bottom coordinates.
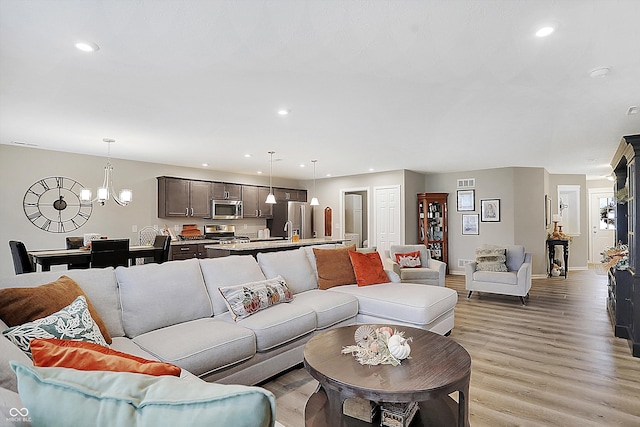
(1, 0, 639, 180)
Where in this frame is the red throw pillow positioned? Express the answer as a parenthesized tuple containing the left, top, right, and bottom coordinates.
(31, 338, 181, 377)
(348, 251, 389, 286)
(394, 251, 422, 268)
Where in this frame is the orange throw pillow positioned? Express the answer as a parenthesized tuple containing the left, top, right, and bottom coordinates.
(0, 275, 112, 344)
(313, 245, 357, 290)
(348, 251, 389, 286)
(31, 338, 181, 377)
(394, 251, 422, 268)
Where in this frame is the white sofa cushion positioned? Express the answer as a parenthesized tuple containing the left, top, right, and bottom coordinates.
(199, 256, 267, 315)
(0, 268, 124, 338)
(473, 271, 518, 285)
(257, 249, 318, 294)
(505, 245, 526, 271)
(116, 258, 213, 338)
(329, 283, 458, 326)
(292, 290, 358, 329)
(132, 318, 256, 377)
(0, 319, 31, 393)
(217, 303, 316, 352)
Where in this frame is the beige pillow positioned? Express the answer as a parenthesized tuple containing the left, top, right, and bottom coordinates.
(475, 247, 508, 272)
(313, 245, 357, 290)
(0, 275, 112, 344)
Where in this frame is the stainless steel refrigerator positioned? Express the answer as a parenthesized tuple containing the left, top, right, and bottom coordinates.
(268, 201, 312, 239)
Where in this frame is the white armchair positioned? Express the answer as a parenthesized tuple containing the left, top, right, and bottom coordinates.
(386, 244, 446, 287)
(465, 245, 532, 305)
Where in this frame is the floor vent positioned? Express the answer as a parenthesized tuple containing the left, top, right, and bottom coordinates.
(457, 178, 475, 188)
(458, 259, 475, 268)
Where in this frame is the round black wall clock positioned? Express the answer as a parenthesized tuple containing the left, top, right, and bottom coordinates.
(23, 176, 93, 233)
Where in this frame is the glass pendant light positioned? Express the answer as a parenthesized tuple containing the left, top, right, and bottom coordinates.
(310, 160, 319, 206)
(265, 151, 276, 204)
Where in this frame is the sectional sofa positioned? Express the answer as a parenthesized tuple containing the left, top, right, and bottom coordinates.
(0, 244, 458, 425)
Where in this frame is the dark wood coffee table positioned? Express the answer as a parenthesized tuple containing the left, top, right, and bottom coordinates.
(303, 325, 471, 427)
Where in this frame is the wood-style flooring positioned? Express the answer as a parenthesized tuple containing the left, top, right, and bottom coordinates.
(262, 269, 640, 427)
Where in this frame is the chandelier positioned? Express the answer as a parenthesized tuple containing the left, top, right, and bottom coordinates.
(80, 138, 132, 206)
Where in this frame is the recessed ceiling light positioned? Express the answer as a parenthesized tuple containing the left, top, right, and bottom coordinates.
(589, 67, 610, 78)
(300, 164, 305, 168)
(535, 26, 554, 37)
(257, 171, 263, 174)
(368, 168, 375, 172)
(326, 173, 331, 177)
(75, 41, 100, 52)
(278, 109, 290, 116)
(627, 106, 638, 116)
(244, 154, 252, 158)
(202, 163, 209, 167)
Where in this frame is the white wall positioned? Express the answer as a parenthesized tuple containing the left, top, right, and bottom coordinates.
(0, 145, 301, 278)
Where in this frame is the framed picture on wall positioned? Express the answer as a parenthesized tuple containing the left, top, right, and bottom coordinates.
(480, 199, 500, 222)
(545, 194, 552, 227)
(462, 214, 479, 235)
(457, 190, 475, 211)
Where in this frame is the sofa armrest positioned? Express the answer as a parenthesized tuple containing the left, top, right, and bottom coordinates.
(465, 261, 477, 284)
(427, 258, 447, 286)
(516, 253, 532, 289)
(385, 270, 401, 283)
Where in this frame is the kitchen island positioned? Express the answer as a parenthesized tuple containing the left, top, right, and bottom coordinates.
(205, 238, 347, 258)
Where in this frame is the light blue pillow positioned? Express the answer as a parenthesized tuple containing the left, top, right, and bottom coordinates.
(11, 361, 276, 427)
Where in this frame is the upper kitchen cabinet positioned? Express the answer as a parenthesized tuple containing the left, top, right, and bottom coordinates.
(242, 185, 273, 218)
(158, 176, 211, 218)
(211, 182, 242, 201)
(274, 188, 307, 202)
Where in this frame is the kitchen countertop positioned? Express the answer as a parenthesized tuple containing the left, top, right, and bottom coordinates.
(170, 237, 284, 246)
(204, 238, 347, 251)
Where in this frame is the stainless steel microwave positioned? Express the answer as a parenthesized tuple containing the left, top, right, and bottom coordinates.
(210, 199, 243, 219)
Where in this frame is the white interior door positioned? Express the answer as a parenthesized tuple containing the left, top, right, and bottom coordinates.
(373, 185, 401, 254)
(589, 189, 615, 263)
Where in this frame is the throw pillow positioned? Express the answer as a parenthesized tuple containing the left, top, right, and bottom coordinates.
(0, 275, 112, 344)
(11, 361, 276, 427)
(475, 247, 508, 272)
(313, 245, 357, 290)
(348, 250, 389, 286)
(394, 251, 422, 268)
(31, 338, 181, 377)
(2, 295, 108, 357)
(218, 276, 294, 321)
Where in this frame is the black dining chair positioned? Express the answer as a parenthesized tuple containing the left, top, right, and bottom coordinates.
(153, 235, 171, 263)
(9, 240, 35, 275)
(90, 239, 130, 269)
(66, 236, 91, 270)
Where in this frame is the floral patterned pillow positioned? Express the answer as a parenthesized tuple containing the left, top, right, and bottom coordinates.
(2, 295, 108, 357)
(218, 276, 294, 321)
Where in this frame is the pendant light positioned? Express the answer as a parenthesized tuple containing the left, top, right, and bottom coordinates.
(265, 151, 276, 204)
(80, 138, 132, 206)
(310, 159, 319, 206)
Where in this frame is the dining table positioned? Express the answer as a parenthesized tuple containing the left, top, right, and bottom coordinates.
(28, 246, 164, 271)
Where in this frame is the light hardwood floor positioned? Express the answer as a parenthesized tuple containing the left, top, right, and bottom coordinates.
(262, 269, 640, 427)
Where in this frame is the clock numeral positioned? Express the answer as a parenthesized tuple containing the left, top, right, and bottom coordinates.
(77, 211, 91, 220)
(38, 179, 50, 191)
(80, 202, 92, 208)
(40, 219, 52, 231)
(27, 188, 40, 196)
(55, 177, 64, 188)
(24, 202, 38, 207)
(28, 211, 42, 221)
(58, 222, 66, 233)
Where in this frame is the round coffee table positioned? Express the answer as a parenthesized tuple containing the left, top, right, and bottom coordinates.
(303, 325, 471, 427)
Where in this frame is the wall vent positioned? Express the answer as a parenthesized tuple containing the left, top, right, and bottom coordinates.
(457, 178, 475, 188)
(458, 259, 475, 268)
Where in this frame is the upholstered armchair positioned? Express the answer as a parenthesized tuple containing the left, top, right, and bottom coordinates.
(386, 244, 446, 287)
(465, 245, 532, 304)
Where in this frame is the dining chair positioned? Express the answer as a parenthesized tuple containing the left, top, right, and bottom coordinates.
(90, 239, 130, 269)
(153, 235, 171, 263)
(65, 236, 91, 270)
(9, 240, 35, 275)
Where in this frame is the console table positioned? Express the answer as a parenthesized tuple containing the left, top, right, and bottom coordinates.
(546, 239, 569, 278)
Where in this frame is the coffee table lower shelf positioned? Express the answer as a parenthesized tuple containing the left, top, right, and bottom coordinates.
(304, 388, 458, 427)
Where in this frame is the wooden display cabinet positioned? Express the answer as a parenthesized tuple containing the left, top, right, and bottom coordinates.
(417, 193, 449, 270)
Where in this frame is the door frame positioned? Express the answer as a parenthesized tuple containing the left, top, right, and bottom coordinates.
(588, 187, 615, 263)
(339, 187, 371, 247)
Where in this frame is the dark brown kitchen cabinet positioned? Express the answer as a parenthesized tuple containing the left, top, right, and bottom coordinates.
(211, 182, 242, 200)
(170, 243, 207, 260)
(242, 185, 273, 218)
(274, 188, 308, 202)
(158, 177, 211, 218)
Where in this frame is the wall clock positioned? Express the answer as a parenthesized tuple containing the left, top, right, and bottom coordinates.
(23, 176, 93, 233)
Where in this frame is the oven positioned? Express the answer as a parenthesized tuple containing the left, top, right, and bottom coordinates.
(204, 224, 250, 244)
